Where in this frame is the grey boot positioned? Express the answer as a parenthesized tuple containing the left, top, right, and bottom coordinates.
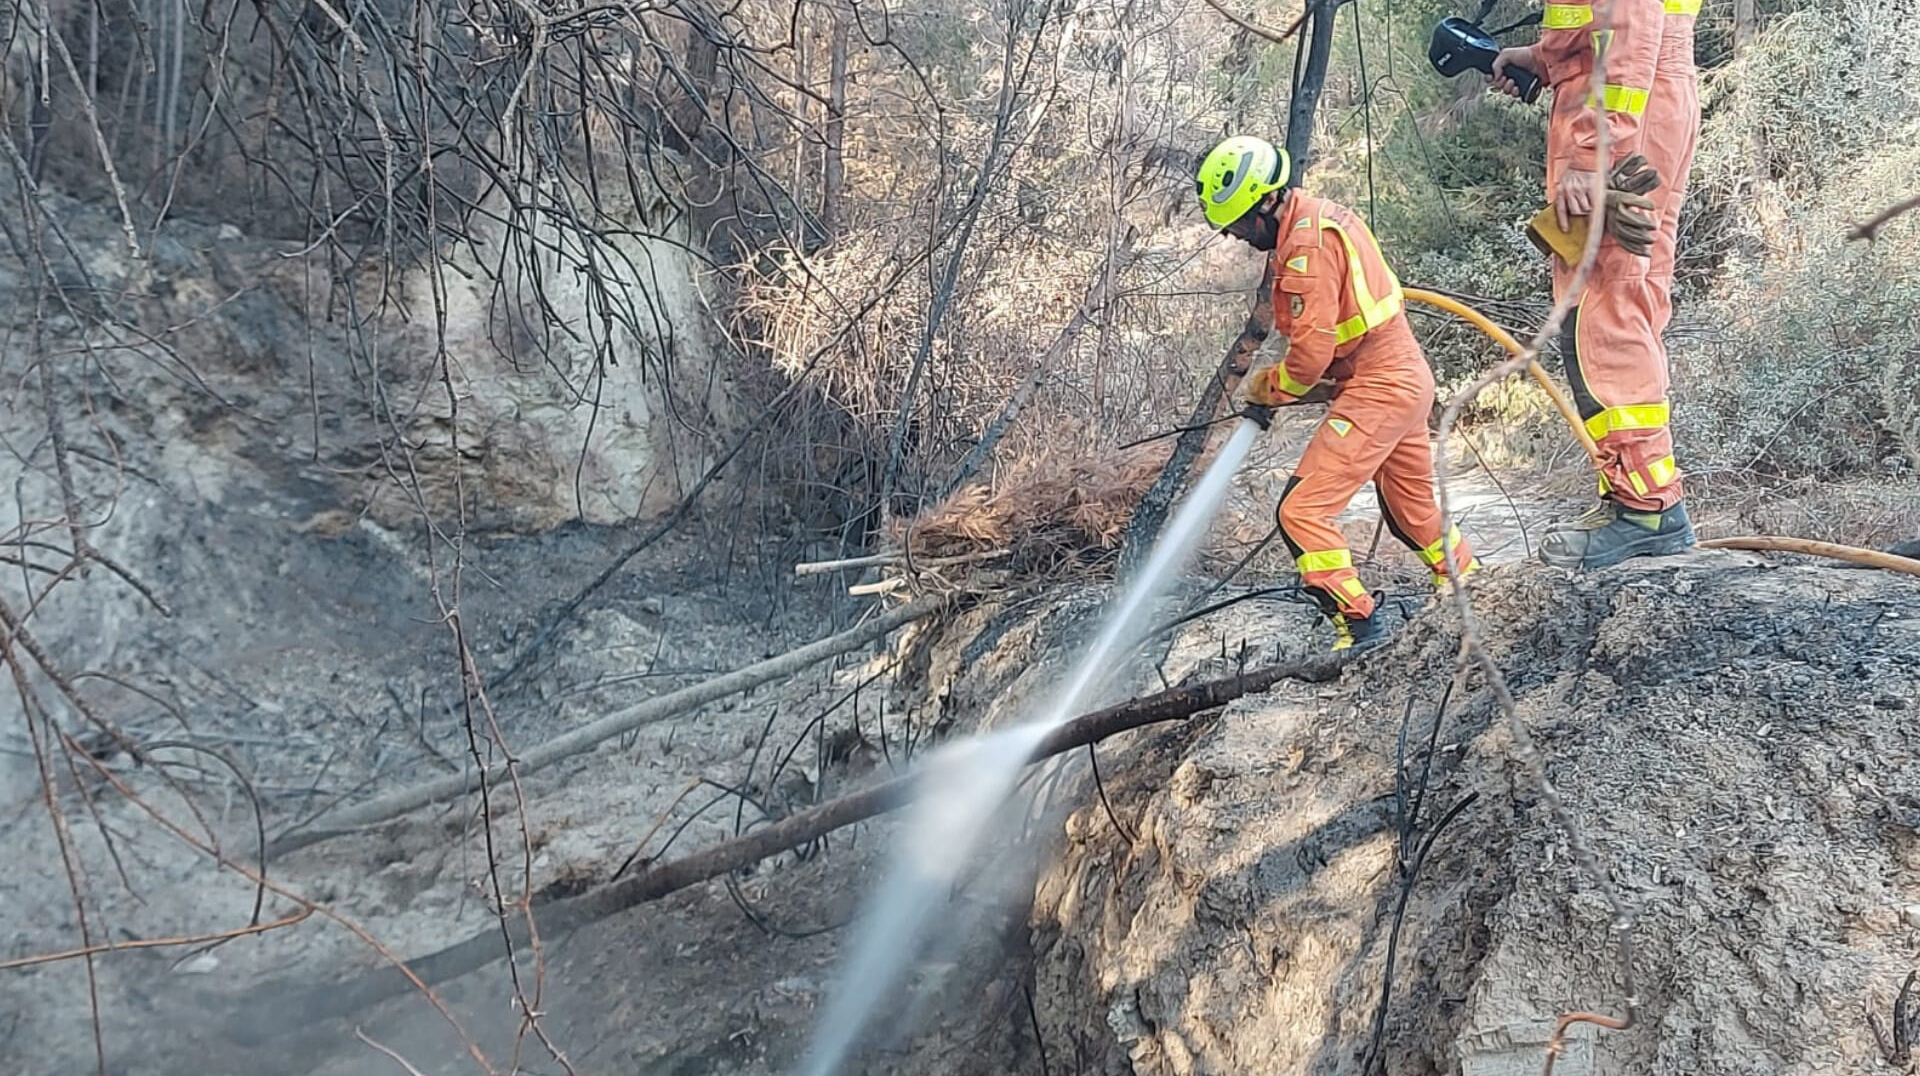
(1539, 500, 1696, 570)
(1543, 496, 1619, 535)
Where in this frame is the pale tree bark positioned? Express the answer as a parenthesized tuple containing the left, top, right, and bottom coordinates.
(822, 1, 851, 234)
(1732, 0, 1756, 56)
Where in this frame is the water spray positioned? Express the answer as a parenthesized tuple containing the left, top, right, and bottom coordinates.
(796, 416, 1268, 1075)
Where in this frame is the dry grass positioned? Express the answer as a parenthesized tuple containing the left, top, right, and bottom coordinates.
(884, 435, 1221, 566)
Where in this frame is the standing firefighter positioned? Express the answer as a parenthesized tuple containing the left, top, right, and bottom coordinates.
(1490, 0, 1700, 568)
(1196, 134, 1478, 651)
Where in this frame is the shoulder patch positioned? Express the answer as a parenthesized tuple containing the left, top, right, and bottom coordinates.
(1289, 293, 1306, 319)
(1285, 253, 1310, 274)
(1327, 417, 1354, 437)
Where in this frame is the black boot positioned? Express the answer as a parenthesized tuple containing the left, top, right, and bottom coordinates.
(1331, 598, 1392, 653)
(1539, 500, 1695, 570)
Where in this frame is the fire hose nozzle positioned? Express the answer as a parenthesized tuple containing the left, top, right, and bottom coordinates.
(1241, 404, 1275, 430)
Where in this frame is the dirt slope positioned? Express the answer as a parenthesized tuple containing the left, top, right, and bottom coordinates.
(1031, 552, 1920, 1075)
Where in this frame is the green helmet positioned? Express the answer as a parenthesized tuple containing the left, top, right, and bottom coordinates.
(1194, 135, 1291, 229)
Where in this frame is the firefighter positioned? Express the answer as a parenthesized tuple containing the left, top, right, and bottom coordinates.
(1489, 0, 1699, 569)
(1196, 134, 1478, 651)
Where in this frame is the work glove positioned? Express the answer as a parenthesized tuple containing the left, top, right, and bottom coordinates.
(1525, 155, 1663, 261)
(1601, 153, 1661, 254)
(1242, 364, 1334, 408)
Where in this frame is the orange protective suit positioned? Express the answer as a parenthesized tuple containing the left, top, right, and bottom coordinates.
(1534, 0, 1686, 511)
(1253, 190, 1478, 620)
(1645, 0, 1700, 333)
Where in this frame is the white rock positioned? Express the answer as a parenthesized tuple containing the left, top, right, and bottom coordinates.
(175, 952, 220, 975)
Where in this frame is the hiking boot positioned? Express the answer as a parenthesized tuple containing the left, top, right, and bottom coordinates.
(1542, 497, 1619, 535)
(1538, 500, 1696, 571)
(1332, 609, 1391, 652)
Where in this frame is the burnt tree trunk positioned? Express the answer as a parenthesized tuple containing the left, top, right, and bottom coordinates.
(1120, 0, 1340, 571)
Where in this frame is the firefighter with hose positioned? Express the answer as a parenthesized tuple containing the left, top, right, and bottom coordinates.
(1195, 134, 1478, 651)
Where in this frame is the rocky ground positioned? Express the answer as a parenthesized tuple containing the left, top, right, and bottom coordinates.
(1032, 553, 1920, 1076)
(9, 494, 1919, 1076)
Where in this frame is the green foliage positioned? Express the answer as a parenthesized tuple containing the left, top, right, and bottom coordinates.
(1671, 0, 1920, 482)
(1302, 0, 1549, 293)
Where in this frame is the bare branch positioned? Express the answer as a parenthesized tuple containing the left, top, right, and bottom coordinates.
(238, 652, 1351, 1021)
(1198, 0, 1311, 44)
(1849, 193, 1920, 242)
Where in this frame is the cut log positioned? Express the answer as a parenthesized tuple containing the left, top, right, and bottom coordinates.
(248, 652, 1348, 1025)
(268, 598, 945, 857)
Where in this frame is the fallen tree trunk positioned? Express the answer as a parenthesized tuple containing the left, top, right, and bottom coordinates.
(268, 598, 945, 857)
(251, 652, 1348, 1025)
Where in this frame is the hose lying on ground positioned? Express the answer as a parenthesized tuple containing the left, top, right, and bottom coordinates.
(1700, 536, 1920, 579)
(1409, 288, 1920, 580)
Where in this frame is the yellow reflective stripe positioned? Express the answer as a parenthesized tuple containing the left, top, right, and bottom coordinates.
(1593, 84, 1650, 115)
(1418, 526, 1466, 566)
(1582, 401, 1670, 441)
(1627, 471, 1649, 496)
(1663, 0, 1699, 13)
(1542, 2, 1592, 27)
(1341, 577, 1367, 598)
(1318, 219, 1404, 345)
(1297, 549, 1353, 574)
(1274, 365, 1317, 398)
(1431, 558, 1480, 586)
(1646, 455, 1678, 488)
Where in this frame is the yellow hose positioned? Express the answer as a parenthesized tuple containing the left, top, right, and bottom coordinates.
(1700, 536, 1920, 579)
(1403, 287, 1600, 463)
(1405, 288, 1920, 579)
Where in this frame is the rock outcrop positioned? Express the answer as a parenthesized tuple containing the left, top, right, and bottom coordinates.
(4, 167, 722, 543)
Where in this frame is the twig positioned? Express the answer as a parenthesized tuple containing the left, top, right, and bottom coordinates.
(1085, 741, 1137, 844)
(1698, 535, 1920, 577)
(269, 597, 944, 856)
(1362, 792, 1478, 1075)
(1425, 10, 1642, 1066)
(1543, 1010, 1631, 1075)
(0, 909, 313, 971)
(71, 740, 498, 1072)
(794, 548, 1011, 576)
(611, 776, 707, 879)
(355, 1028, 432, 1076)
(1199, 0, 1312, 44)
(1848, 194, 1920, 242)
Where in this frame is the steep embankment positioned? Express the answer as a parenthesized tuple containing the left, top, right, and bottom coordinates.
(1031, 552, 1920, 1075)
